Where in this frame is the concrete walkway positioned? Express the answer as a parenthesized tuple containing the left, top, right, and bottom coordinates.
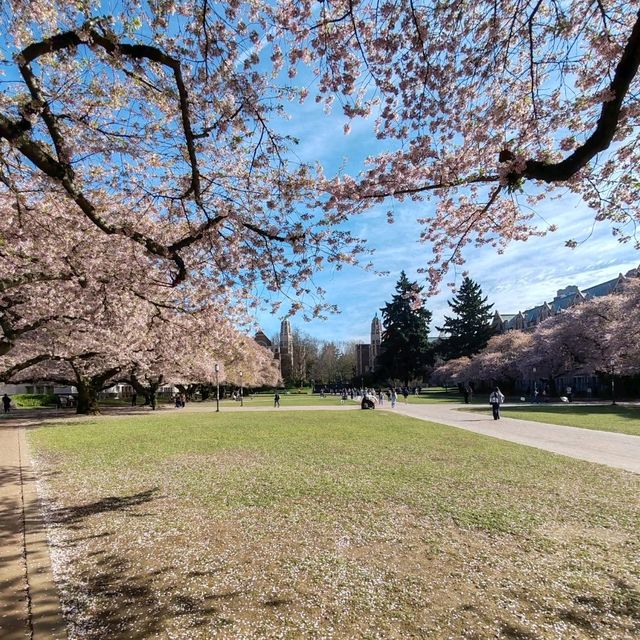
(387, 402, 640, 474)
(0, 420, 66, 639)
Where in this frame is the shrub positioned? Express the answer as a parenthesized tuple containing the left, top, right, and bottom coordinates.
(12, 393, 57, 408)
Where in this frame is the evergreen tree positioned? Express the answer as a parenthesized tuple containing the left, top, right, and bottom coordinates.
(437, 277, 495, 359)
(378, 272, 433, 385)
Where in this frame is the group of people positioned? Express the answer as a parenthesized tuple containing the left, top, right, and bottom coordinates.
(174, 393, 187, 408)
(55, 395, 77, 408)
(360, 387, 415, 410)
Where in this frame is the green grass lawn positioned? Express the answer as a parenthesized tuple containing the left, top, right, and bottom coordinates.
(218, 393, 352, 407)
(396, 387, 485, 404)
(462, 404, 640, 436)
(29, 411, 639, 639)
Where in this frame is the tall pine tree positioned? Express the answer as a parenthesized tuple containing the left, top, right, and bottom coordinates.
(378, 271, 433, 385)
(437, 277, 495, 360)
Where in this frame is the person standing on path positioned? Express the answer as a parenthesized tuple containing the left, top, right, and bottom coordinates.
(390, 389, 397, 408)
(2, 393, 11, 413)
(489, 386, 505, 420)
(274, 392, 281, 408)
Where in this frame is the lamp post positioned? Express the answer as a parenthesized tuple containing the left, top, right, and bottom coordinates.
(214, 363, 220, 413)
(609, 360, 616, 406)
(239, 371, 244, 407)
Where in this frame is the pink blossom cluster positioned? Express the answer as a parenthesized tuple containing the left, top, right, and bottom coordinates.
(271, 0, 639, 290)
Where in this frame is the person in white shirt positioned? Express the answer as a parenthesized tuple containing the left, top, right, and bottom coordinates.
(489, 387, 505, 420)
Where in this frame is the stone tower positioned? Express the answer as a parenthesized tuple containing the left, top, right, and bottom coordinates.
(279, 319, 294, 381)
(370, 313, 382, 371)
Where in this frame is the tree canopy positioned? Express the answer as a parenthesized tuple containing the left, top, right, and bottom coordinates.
(437, 277, 495, 359)
(2, 1, 640, 408)
(378, 271, 433, 385)
(277, 0, 640, 288)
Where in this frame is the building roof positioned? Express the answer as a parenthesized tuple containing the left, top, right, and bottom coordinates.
(582, 276, 620, 299)
(496, 267, 638, 330)
(254, 330, 272, 347)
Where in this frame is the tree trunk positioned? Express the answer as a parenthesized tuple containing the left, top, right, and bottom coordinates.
(76, 381, 99, 414)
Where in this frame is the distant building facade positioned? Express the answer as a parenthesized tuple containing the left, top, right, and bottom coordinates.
(490, 265, 640, 395)
(279, 319, 294, 381)
(370, 314, 381, 371)
(253, 318, 294, 382)
(355, 343, 371, 378)
(492, 266, 640, 333)
(355, 314, 383, 377)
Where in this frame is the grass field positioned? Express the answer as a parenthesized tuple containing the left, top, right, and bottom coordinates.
(462, 404, 640, 436)
(30, 410, 639, 639)
(220, 393, 352, 407)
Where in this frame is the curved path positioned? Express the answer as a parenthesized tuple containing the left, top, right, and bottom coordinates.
(387, 402, 640, 474)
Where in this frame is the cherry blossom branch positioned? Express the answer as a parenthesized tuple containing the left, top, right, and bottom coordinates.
(521, 8, 640, 182)
(0, 353, 59, 382)
(360, 174, 500, 199)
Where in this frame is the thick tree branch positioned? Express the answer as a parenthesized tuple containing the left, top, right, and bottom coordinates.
(0, 353, 59, 382)
(522, 9, 640, 182)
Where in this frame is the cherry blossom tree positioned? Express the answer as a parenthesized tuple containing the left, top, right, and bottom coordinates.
(0, 1, 360, 410)
(430, 356, 471, 388)
(276, 0, 640, 288)
(522, 279, 640, 384)
(449, 278, 640, 397)
(467, 331, 535, 388)
(0, 1, 366, 319)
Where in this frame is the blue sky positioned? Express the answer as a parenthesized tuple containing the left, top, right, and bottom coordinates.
(253, 86, 639, 344)
(255, 199, 639, 344)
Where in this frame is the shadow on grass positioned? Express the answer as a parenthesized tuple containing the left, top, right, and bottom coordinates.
(62, 554, 224, 638)
(553, 580, 640, 635)
(50, 488, 160, 527)
(47, 487, 238, 637)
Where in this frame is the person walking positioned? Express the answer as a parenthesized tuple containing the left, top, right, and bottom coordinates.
(2, 393, 11, 414)
(274, 392, 281, 408)
(489, 386, 505, 420)
(390, 389, 397, 408)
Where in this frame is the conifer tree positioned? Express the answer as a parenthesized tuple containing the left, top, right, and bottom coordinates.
(378, 272, 433, 385)
(437, 277, 495, 360)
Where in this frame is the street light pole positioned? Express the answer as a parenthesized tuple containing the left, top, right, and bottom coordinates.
(214, 363, 220, 413)
(240, 371, 244, 407)
(610, 361, 616, 406)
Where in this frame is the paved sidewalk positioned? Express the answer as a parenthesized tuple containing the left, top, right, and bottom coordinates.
(387, 402, 640, 474)
(0, 421, 66, 639)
